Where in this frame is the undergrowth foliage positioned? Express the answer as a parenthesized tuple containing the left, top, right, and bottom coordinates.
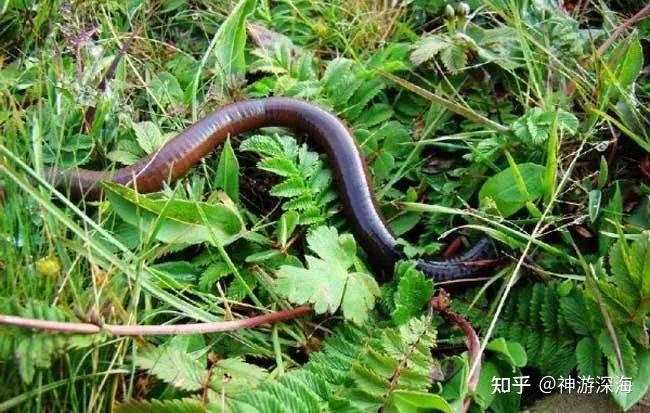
(0, 0, 649, 412)
(453, 234, 650, 401)
(116, 318, 441, 413)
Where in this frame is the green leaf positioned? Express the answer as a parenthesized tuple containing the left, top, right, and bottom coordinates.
(44, 133, 95, 168)
(306, 226, 356, 268)
(226, 270, 257, 301)
(133, 121, 165, 155)
(209, 358, 268, 395)
(116, 398, 206, 413)
(149, 71, 184, 105)
(354, 103, 394, 129)
(576, 337, 603, 377)
(322, 58, 359, 108)
(276, 210, 299, 247)
(486, 338, 527, 368)
(258, 157, 299, 177)
(631, 233, 650, 302)
(211, 0, 257, 91)
(240, 135, 284, 157)
(555, 110, 579, 135)
(104, 183, 244, 246)
(245, 249, 282, 263)
(215, 138, 239, 203)
(270, 177, 305, 197)
(598, 330, 638, 378)
(588, 189, 602, 223)
(150, 261, 198, 287)
(611, 350, 650, 411)
(345, 78, 385, 120)
(391, 262, 435, 325)
(559, 289, 593, 335)
(410, 36, 450, 66)
(597, 156, 608, 189)
(371, 150, 395, 182)
(275, 226, 379, 324)
(479, 163, 546, 217)
(342, 272, 381, 325)
(609, 238, 641, 307)
(513, 108, 578, 145)
(610, 37, 644, 92)
(107, 149, 141, 166)
(440, 43, 468, 73)
(475, 360, 499, 409)
(136, 345, 207, 391)
(198, 262, 231, 291)
(390, 390, 452, 413)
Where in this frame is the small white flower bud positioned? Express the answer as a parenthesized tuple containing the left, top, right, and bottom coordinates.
(445, 4, 455, 18)
(457, 2, 470, 16)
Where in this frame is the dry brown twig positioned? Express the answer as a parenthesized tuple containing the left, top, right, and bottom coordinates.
(597, 4, 650, 56)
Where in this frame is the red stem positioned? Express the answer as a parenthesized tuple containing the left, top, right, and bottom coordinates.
(0, 306, 313, 336)
(430, 290, 481, 413)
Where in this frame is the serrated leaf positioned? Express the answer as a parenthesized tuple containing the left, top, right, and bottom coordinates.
(411, 36, 450, 66)
(345, 78, 385, 120)
(307, 226, 356, 268)
(136, 345, 207, 391)
(150, 261, 199, 287)
(440, 43, 468, 73)
(107, 149, 141, 165)
(342, 272, 381, 325)
(598, 330, 638, 378)
(371, 150, 395, 182)
(559, 289, 592, 335)
(275, 226, 379, 324)
(283, 193, 313, 210)
(245, 249, 282, 263)
(555, 110, 579, 134)
(576, 337, 603, 377)
(227, 270, 257, 301)
(611, 350, 650, 411)
(391, 262, 434, 325)
(133, 121, 164, 155)
(258, 157, 299, 177)
(308, 167, 332, 194)
(609, 238, 641, 308)
(209, 358, 268, 394)
(240, 135, 284, 157)
(354, 103, 394, 129)
(1, 300, 84, 384)
(270, 177, 305, 197)
(322, 58, 360, 108)
(198, 261, 231, 291)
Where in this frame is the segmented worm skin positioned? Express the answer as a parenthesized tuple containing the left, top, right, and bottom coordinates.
(46, 97, 495, 281)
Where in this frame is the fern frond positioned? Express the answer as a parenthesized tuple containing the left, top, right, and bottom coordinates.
(0, 298, 99, 384)
(231, 323, 376, 412)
